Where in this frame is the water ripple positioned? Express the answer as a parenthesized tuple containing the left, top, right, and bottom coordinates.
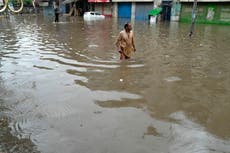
(1, 15, 230, 153)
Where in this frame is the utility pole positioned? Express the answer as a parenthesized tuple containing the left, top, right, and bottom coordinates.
(189, 0, 197, 37)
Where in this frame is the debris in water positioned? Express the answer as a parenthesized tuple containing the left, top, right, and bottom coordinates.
(88, 44, 98, 48)
(94, 111, 102, 114)
(164, 76, 182, 82)
(165, 55, 170, 58)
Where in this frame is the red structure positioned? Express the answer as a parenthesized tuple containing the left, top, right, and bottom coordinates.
(88, 0, 109, 2)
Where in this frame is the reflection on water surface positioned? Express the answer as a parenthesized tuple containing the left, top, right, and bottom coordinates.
(0, 15, 230, 153)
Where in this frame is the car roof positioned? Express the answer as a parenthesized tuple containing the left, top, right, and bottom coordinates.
(86, 11, 100, 14)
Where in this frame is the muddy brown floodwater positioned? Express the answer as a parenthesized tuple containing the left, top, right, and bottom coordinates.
(0, 15, 230, 153)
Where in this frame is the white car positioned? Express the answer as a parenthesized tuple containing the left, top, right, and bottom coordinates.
(83, 12, 105, 20)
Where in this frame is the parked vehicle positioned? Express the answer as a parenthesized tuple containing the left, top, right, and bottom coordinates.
(83, 11, 105, 20)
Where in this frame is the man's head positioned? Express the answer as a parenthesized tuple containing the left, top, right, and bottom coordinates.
(124, 23, 132, 32)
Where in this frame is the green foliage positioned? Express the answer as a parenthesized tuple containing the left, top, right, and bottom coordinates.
(23, 0, 32, 6)
(8, 0, 32, 6)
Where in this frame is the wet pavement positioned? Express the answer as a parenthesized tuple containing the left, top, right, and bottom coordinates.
(0, 15, 230, 153)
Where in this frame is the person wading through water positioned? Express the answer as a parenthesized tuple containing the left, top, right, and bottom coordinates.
(116, 22, 136, 60)
(53, 0, 59, 22)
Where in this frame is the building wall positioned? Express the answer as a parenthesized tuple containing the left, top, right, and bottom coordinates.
(180, 2, 230, 25)
(104, 3, 112, 15)
(171, 2, 181, 21)
(135, 2, 153, 20)
(113, 2, 154, 19)
(117, 2, 132, 18)
(94, 3, 112, 16)
(43, 6, 54, 16)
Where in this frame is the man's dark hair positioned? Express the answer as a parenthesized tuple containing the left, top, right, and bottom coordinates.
(124, 22, 130, 29)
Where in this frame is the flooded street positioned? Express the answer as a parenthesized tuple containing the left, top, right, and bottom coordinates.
(0, 15, 230, 153)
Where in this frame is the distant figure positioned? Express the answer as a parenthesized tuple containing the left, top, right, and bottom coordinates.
(116, 23, 136, 60)
(53, 0, 59, 22)
(72, 2, 77, 16)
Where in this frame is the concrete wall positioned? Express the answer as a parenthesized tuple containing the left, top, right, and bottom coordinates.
(131, 2, 136, 19)
(113, 2, 118, 17)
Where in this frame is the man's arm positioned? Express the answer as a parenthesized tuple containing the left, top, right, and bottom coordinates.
(132, 34, 136, 52)
(116, 32, 122, 50)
